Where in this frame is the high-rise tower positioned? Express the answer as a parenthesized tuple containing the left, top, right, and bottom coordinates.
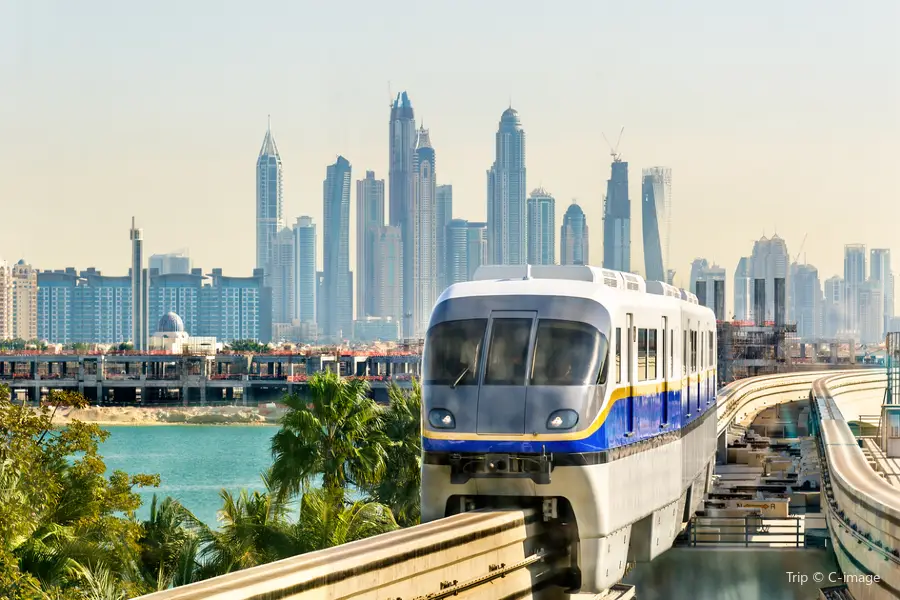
(292, 216, 317, 327)
(870, 248, 893, 334)
(560, 201, 589, 266)
(843, 244, 866, 335)
(641, 167, 671, 282)
(322, 157, 353, 341)
(129, 218, 149, 350)
(413, 127, 437, 338)
(527, 188, 555, 265)
(487, 107, 527, 266)
(256, 117, 284, 283)
(356, 171, 385, 319)
(389, 92, 416, 338)
(603, 157, 630, 272)
(435, 185, 453, 292)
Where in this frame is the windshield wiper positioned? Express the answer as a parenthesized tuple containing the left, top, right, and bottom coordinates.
(450, 367, 469, 389)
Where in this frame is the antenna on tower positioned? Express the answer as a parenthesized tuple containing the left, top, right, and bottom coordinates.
(602, 126, 625, 162)
(388, 81, 393, 107)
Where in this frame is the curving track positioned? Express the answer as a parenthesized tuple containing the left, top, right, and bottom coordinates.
(137, 368, 897, 599)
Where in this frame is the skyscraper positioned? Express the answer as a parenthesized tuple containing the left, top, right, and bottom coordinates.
(603, 158, 630, 272)
(129, 218, 149, 350)
(388, 92, 416, 339)
(843, 244, 866, 335)
(435, 184, 453, 292)
(733, 256, 752, 321)
(270, 227, 295, 324)
(694, 264, 726, 321)
(413, 127, 437, 338)
(292, 216, 317, 327)
(641, 167, 671, 282)
(689, 258, 709, 298)
(0, 260, 10, 340)
(372, 226, 402, 323)
(487, 107, 526, 266)
(560, 202, 589, 266)
(256, 118, 284, 282)
(9, 260, 37, 340)
(823, 276, 844, 338)
(526, 188, 555, 265)
(446, 220, 488, 286)
(870, 248, 893, 334)
(791, 263, 823, 341)
(322, 156, 353, 341)
(356, 171, 385, 319)
(149, 252, 191, 275)
(750, 235, 791, 322)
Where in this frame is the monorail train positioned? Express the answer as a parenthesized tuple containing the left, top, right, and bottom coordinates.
(420, 265, 719, 594)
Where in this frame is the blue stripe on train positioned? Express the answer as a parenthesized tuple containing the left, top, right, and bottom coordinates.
(422, 381, 717, 454)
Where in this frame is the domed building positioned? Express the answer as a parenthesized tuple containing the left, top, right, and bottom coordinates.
(149, 312, 218, 354)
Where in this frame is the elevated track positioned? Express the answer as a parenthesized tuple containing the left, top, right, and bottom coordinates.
(138, 368, 896, 599)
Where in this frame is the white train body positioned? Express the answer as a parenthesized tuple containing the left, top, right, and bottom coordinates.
(420, 265, 718, 593)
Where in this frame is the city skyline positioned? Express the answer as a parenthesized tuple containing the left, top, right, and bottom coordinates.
(2, 1, 897, 295)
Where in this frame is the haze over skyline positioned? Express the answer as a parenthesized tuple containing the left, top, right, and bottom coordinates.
(2, 0, 898, 287)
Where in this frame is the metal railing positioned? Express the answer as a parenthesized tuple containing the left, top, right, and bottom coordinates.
(679, 515, 806, 548)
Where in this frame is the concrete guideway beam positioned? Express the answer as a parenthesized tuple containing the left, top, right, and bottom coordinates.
(136, 508, 566, 600)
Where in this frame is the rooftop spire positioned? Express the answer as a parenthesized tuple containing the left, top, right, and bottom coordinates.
(258, 116, 280, 158)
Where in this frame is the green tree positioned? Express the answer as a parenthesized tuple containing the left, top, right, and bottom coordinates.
(0, 386, 160, 599)
(227, 339, 270, 353)
(365, 380, 422, 527)
(289, 488, 398, 553)
(135, 495, 203, 591)
(270, 371, 389, 502)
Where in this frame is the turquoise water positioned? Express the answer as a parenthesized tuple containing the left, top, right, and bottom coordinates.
(99, 425, 278, 528)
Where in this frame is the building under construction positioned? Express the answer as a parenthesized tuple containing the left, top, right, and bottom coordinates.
(716, 276, 798, 384)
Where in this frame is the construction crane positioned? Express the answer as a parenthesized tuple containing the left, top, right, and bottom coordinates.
(794, 233, 808, 264)
(602, 126, 625, 162)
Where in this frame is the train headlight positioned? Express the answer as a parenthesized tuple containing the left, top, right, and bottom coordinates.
(546, 409, 579, 430)
(428, 408, 456, 429)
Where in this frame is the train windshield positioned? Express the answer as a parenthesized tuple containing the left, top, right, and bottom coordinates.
(424, 319, 487, 386)
(529, 319, 609, 386)
(483, 318, 533, 385)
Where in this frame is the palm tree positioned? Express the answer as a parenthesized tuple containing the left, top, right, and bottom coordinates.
(270, 371, 389, 502)
(289, 488, 398, 553)
(365, 380, 422, 527)
(197, 469, 294, 578)
(136, 495, 202, 590)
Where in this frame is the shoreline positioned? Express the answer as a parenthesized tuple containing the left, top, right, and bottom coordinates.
(45, 405, 288, 427)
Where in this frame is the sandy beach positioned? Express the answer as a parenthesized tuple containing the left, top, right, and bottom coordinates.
(47, 405, 285, 426)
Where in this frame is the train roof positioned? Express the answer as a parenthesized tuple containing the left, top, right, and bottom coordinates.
(438, 264, 708, 315)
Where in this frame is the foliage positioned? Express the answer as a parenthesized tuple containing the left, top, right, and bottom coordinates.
(364, 380, 422, 526)
(0, 338, 46, 351)
(227, 339, 270, 353)
(0, 386, 160, 598)
(270, 371, 389, 502)
(0, 372, 425, 597)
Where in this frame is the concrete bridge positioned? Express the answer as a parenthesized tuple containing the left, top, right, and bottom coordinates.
(130, 367, 900, 599)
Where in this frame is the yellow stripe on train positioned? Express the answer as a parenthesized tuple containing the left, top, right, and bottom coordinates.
(423, 368, 717, 442)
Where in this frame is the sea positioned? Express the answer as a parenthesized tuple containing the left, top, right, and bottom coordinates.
(99, 425, 283, 528)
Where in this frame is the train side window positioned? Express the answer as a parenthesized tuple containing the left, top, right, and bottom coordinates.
(637, 328, 647, 382)
(708, 333, 714, 369)
(648, 329, 657, 379)
(682, 330, 687, 377)
(615, 328, 622, 384)
(669, 330, 674, 375)
(691, 330, 697, 373)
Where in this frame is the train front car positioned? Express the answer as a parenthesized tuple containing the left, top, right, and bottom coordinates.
(420, 265, 719, 595)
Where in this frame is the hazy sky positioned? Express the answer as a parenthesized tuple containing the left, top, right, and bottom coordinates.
(2, 1, 898, 295)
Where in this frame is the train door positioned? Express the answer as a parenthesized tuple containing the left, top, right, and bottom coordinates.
(476, 311, 536, 434)
(626, 313, 635, 434)
(661, 316, 669, 426)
